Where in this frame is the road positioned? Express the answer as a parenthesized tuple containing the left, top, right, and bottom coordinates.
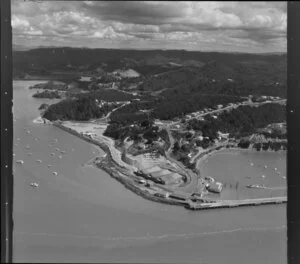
(164, 126, 202, 193)
(184, 99, 286, 122)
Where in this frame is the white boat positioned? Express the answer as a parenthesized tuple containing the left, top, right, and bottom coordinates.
(52, 172, 58, 176)
(58, 155, 62, 159)
(36, 159, 42, 163)
(13, 153, 15, 157)
(261, 175, 265, 178)
(26, 145, 30, 149)
(274, 168, 278, 171)
(250, 163, 254, 166)
(281, 176, 286, 179)
(264, 165, 267, 169)
(26, 130, 31, 134)
(16, 160, 24, 164)
(246, 184, 266, 189)
(30, 182, 39, 188)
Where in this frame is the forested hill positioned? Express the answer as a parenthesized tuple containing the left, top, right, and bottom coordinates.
(13, 47, 286, 76)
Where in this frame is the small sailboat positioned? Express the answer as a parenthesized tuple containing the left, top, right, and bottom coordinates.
(264, 165, 267, 169)
(13, 153, 15, 157)
(274, 168, 278, 171)
(261, 175, 265, 178)
(16, 160, 24, 164)
(26, 130, 31, 134)
(52, 172, 58, 176)
(36, 159, 42, 163)
(281, 176, 286, 179)
(250, 163, 254, 166)
(30, 182, 39, 188)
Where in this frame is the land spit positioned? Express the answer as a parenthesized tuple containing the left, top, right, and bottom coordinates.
(52, 120, 287, 211)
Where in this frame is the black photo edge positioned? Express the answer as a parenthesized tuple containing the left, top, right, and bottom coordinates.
(1, 0, 13, 263)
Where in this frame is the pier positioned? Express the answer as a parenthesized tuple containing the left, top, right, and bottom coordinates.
(185, 196, 287, 210)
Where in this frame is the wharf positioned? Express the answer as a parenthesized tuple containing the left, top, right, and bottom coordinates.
(185, 196, 287, 210)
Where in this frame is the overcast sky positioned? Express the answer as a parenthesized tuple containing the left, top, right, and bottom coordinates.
(11, 1, 287, 53)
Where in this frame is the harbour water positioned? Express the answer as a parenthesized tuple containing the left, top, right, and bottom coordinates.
(199, 149, 287, 200)
(13, 81, 286, 263)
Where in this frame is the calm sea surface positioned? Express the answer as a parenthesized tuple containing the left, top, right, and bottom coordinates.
(13, 81, 287, 263)
(200, 149, 286, 200)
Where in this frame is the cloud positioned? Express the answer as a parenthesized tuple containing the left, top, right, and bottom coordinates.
(11, 1, 287, 53)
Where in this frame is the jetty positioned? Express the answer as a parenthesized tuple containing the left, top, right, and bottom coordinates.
(185, 196, 287, 210)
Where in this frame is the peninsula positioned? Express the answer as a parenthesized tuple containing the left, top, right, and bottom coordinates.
(15, 47, 287, 210)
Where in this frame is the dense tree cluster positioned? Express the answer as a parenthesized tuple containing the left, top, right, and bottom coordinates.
(33, 90, 61, 99)
(38, 103, 49, 110)
(30, 80, 67, 90)
(187, 104, 286, 140)
(109, 94, 243, 122)
(172, 142, 195, 169)
(75, 89, 136, 102)
(104, 120, 163, 143)
(250, 141, 285, 151)
(43, 97, 116, 121)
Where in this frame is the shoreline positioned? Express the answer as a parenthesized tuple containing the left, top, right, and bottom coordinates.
(194, 143, 286, 172)
(49, 119, 287, 210)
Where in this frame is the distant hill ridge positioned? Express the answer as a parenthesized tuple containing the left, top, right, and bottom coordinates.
(13, 47, 286, 73)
